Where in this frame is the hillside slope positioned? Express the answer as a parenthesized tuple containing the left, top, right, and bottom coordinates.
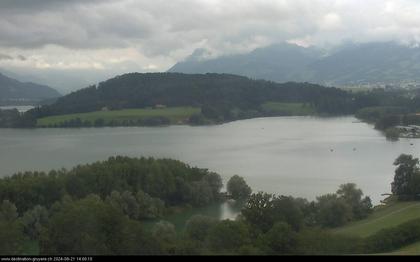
(332, 201, 420, 238)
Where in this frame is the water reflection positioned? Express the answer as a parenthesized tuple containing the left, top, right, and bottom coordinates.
(0, 116, 415, 205)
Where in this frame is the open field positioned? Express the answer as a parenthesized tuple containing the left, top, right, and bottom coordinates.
(36, 107, 201, 127)
(332, 201, 420, 238)
(261, 102, 316, 116)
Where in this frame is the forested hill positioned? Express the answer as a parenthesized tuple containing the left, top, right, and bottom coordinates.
(0, 72, 60, 104)
(30, 72, 355, 118)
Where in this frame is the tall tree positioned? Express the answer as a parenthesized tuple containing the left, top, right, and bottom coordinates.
(227, 175, 252, 200)
(336, 183, 372, 219)
(392, 154, 420, 200)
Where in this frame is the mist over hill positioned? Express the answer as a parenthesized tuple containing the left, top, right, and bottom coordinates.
(169, 42, 420, 88)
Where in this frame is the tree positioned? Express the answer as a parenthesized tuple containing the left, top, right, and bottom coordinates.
(136, 190, 165, 219)
(21, 205, 49, 240)
(227, 175, 252, 200)
(0, 200, 18, 222)
(258, 222, 297, 255)
(106, 191, 140, 219)
(336, 183, 372, 219)
(206, 220, 252, 254)
(190, 181, 214, 206)
(151, 221, 177, 254)
(0, 200, 24, 255)
(241, 192, 304, 233)
(40, 194, 157, 255)
(241, 192, 275, 233)
(392, 154, 420, 200)
(315, 194, 353, 227)
(271, 196, 304, 231)
(203, 172, 223, 199)
(0, 220, 24, 255)
(185, 215, 217, 242)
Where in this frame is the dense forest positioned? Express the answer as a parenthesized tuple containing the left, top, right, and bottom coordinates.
(30, 73, 356, 116)
(1, 155, 419, 255)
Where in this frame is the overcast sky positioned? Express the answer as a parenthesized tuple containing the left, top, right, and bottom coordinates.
(1, 0, 420, 90)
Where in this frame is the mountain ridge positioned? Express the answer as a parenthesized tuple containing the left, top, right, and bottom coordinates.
(0, 72, 61, 104)
(169, 42, 420, 87)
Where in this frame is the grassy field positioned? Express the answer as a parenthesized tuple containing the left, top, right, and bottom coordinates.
(36, 107, 200, 127)
(332, 201, 420, 238)
(261, 102, 316, 116)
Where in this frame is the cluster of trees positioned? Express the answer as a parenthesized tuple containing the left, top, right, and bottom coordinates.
(178, 213, 364, 255)
(0, 196, 165, 255)
(150, 169, 419, 255)
(0, 184, 371, 255)
(0, 156, 225, 215)
(353, 88, 420, 137)
(241, 183, 372, 232)
(391, 154, 420, 200)
(0, 156, 230, 255)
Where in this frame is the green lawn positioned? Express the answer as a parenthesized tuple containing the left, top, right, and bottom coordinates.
(261, 102, 316, 116)
(36, 107, 200, 127)
(332, 201, 420, 238)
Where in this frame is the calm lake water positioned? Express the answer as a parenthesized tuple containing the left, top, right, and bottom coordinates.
(0, 116, 418, 225)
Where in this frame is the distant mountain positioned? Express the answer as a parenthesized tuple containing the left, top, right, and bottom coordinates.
(0, 72, 61, 104)
(301, 42, 420, 86)
(169, 42, 420, 87)
(169, 43, 323, 83)
(0, 68, 46, 86)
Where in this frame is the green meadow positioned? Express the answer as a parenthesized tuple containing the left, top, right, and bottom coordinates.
(261, 102, 316, 116)
(36, 107, 200, 127)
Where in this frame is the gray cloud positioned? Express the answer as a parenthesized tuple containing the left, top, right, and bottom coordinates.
(17, 55, 26, 61)
(0, 53, 13, 60)
(1, 0, 420, 76)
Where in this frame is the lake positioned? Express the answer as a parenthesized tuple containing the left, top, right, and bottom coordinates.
(0, 116, 418, 225)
